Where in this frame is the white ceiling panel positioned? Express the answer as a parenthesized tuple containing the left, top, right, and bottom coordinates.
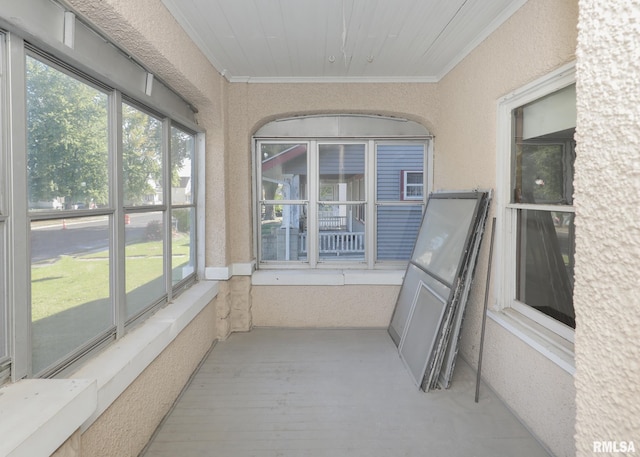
(161, 0, 528, 82)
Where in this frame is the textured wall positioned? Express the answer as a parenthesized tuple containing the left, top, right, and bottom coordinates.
(437, 0, 578, 455)
(226, 82, 439, 264)
(226, 82, 439, 334)
(574, 0, 640, 455)
(80, 303, 216, 457)
(66, 0, 230, 270)
(252, 285, 400, 328)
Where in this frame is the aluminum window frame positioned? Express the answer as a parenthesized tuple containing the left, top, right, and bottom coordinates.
(255, 128, 432, 270)
(0, 31, 9, 383)
(1, 18, 203, 381)
(495, 62, 576, 344)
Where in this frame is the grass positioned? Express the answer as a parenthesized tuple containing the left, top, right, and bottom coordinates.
(31, 234, 192, 321)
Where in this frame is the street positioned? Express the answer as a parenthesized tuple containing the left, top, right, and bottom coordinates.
(31, 213, 161, 262)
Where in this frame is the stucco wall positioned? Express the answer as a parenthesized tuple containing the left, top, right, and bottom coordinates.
(226, 82, 440, 264)
(574, 0, 640, 455)
(436, 0, 578, 455)
(226, 82, 439, 334)
(252, 285, 399, 328)
(80, 303, 216, 457)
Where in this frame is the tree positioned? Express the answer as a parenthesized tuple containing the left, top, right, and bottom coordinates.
(122, 104, 163, 205)
(26, 57, 109, 207)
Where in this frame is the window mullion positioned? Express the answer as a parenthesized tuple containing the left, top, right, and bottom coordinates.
(111, 90, 125, 338)
(7, 34, 30, 380)
(162, 118, 172, 301)
(308, 140, 318, 267)
(367, 140, 375, 268)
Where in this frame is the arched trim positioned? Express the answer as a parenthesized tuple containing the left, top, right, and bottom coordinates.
(254, 114, 432, 139)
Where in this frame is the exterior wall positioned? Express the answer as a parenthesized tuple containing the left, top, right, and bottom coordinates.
(574, 0, 640, 455)
(436, 0, 578, 455)
(80, 303, 216, 457)
(227, 81, 439, 334)
(227, 82, 440, 264)
(252, 285, 399, 328)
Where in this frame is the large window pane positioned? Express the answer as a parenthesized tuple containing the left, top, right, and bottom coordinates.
(319, 144, 365, 198)
(377, 144, 424, 201)
(517, 209, 575, 328)
(514, 142, 574, 204)
(172, 207, 195, 285)
(261, 203, 307, 261)
(26, 56, 108, 211)
(123, 104, 163, 206)
(261, 143, 307, 203)
(317, 203, 365, 262)
(31, 217, 112, 374)
(171, 126, 194, 205)
(0, 222, 6, 362)
(125, 211, 165, 318)
(376, 205, 423, 260)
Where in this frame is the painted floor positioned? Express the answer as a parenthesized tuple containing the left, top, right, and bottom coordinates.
(143, 328, 551, 457)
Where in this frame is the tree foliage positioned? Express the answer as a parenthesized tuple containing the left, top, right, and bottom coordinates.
(122, 104, 162, 205)
(26, 57, 193, 209)
(26, 57, 109, 207)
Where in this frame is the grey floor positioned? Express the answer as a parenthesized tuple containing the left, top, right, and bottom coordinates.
(143, 328, 551, 457)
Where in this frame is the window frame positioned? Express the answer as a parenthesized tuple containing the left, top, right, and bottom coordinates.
(400, 170, 424, 201)
(255, 127, 432, 270)
(495, 63, 576, 345)
(1, 25, 203, 382)
(0, 31, 9, 383)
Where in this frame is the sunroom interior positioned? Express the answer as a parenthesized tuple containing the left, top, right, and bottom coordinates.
(1, 0, 639, 456)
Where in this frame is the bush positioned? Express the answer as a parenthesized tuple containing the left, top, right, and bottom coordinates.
(145, 220, 163, 241)
(173, 210, 191, 233)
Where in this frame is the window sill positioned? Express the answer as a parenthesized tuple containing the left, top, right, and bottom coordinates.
(252, 269, 405, 286)
(488, 308, 575, 375)
(0, 280, 218, 457)
(0, 379, 96, 457)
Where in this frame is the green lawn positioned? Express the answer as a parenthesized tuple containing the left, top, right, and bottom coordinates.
(31, 235, 191, 321)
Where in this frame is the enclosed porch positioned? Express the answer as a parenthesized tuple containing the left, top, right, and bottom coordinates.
(142, 328, 550, 457)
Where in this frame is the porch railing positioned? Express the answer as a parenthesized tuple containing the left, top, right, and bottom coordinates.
(299, 231, 365, 254)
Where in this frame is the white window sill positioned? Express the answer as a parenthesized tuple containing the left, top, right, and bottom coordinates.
(252, 269, 405, 286)
(0, 280, 218, 457)
(0, 379, 96, 457)
(488, 308, 575, 375)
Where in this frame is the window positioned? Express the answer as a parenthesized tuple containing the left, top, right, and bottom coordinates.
(497, 66, 576, 341)
(123, 102, 165, 320)
(401, 171, 424, 200)
(27, 55, 112, 375)
(376, 145, 425, 261)
(170, 125, 197, 288)
(255, 115, 431, 269)
(0, 32, 8, 382)
(0, 24, 201, 381)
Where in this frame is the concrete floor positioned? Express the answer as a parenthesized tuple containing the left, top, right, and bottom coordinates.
(143, 328, 551, 457)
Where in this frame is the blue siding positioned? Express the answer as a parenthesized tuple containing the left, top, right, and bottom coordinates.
(377, 145, 424, 201)
(319, 144, 365, 177)
(377, 205, 423, 260)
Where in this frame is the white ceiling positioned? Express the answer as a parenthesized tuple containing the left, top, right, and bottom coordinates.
(161, 0, 527, 83)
